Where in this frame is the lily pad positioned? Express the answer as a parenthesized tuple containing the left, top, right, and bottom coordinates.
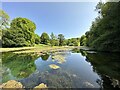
(49, 64, 60, 69)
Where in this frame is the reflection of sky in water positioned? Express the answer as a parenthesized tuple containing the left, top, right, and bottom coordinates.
(62, 53, 101, 87)
(34, 52, 101, 88)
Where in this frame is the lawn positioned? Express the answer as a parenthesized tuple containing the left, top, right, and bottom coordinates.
(0, 44, 75, 53)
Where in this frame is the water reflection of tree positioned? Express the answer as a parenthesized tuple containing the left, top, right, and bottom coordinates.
(72, 48, 80, 53)
(85, 52, 120, 88)
(41, 54, 49, 61)
(72, 48, 87, 56)
(80, 49, 87, 56)
(2, 53, 40, 78)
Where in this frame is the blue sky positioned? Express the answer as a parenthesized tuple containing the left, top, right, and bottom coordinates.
(2, 2, 98, 39)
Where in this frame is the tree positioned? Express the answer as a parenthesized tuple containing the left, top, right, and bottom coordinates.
(70, 38, 79, 46)
(50, 32, 56, 40)
(54, 39, 59, 46)
(67, 38, 79, 46)
(0, 29, 2, 47)
(50, 32, 55, 46)
(40, 32, 50, 45)
(2, 17, 36, 47)
(80, 35, 86, 46)
(2, 29, 26, 47)
(95, 1, 104, 15)
(10, 17, 36, 32)
(0, 9, 10, 30)
(0, 10, 10, 46)
(58, 34, 65, 46)
(41, 54, 49, 61)
(63, 39, 67, 46)
(10, 17, 36, 46)
(50, 32, 59, 46)
(35, 34, 40, 44)
(85, 2, 120, 52)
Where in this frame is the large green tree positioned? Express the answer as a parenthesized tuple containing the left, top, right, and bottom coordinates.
(40, 32, 50, 45)
(80, 35, 86, 46)
(58, 34, 65, 46)
(35, 34, 40, 44)
(50, 32, 59, 46)
(67, 38, 79, 46)
(10, 17, 36, 32)
(50, 32, 56, 40)
(2, 17, 36, 47)
(2, 29, 27, 47)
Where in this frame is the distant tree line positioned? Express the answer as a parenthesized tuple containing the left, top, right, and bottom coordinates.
(0, 9, 80, 47)
(80, 1, 120, 52)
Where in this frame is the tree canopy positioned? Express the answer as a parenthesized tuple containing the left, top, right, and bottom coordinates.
(58, 34, 65, 46)
(67, 38, 79, 46)
(50, 32, 59, 46)
(10, 17, 36, 32)
(2, 17, 37, 47)
(82, 2, 120, 52)
(40, 32, 50, 45)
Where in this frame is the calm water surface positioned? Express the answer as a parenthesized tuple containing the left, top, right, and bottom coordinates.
(2, 49, 120, 89)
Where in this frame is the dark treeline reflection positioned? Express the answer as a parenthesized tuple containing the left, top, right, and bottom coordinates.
(41, 53, 50, 61)
(2, 53, 41, 82)
(86, 53, 120, 89)
(72, 48, 120, 88)
(79, 49, 120, 89)
(72, 48, 87, 56)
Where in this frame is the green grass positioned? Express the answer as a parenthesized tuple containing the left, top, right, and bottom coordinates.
(0, 44, 75, 53)
(0, 47, 35, 52)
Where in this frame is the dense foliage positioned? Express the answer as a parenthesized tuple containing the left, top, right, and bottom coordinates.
(58, 34, 65, 46)
(67, 38, 80, 46)
(35, 34, 40, 44)
(40, 32, 50, 45)
(50, 32, 59, 46)
(82, 2, 120, 52)
(80, 35, 86, 46)
(2, 17, 36, 47)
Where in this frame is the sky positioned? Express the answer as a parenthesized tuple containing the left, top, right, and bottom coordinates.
(2, 2, 98, 39)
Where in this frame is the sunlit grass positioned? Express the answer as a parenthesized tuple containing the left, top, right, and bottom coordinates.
(0, 44, 75, 53)
(0, 47, 35, 52)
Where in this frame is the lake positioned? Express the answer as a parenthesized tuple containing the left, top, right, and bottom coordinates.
(1, 48, 120, 89)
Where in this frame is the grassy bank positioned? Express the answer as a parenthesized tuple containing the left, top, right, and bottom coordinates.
(0, 44, 75, 53)
(0, 47, 35, 52)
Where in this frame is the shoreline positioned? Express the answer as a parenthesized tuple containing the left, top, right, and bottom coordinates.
(0, 46, 76, 53)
